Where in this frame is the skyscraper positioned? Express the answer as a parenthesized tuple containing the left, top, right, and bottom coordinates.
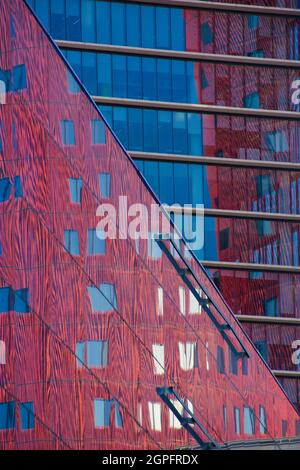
(26, 0, 300, 413)
(0, 0, 299, 450)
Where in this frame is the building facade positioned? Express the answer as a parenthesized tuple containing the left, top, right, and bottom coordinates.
(25, 0, 300, 412)
(0, 0, 299, 449)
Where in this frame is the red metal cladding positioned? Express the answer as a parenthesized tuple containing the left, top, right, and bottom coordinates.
(0, 0, 299, 450)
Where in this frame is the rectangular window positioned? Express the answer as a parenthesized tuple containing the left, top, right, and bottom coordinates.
(64, 229, 80, 255)
(248, 15, 259, 29)
(99, 173, 111, 199)
(0, 340, 5, 365)
(234, 407, 241, 434)
(152, 344, 164, 375)
(189, 288, 203, 314)
(201, 22, 213, 45)
(11, 65, 27, 92)
(20, 402, 34, 430)
(14, 176, 23, 198)
(242, 356, 249, 376)
(76, 342, 85, 368)
(244, 406, 255, 434)
(69, 178, 82, 204)
(147, 233, 162, 260)
(264, 297, 278, 317)
(87, 340, 108, 368)
(259, 406, 267, 434)
(293, 231, 299, 266)
(94, 399, 111, 428)
(179, 287, 186, 315)
(217, 346, 225, 374)
(223, 405, 227, 432)
(0, 287, 12, 313)
(88, 229, 106, 255)
(178, 342, 197, 371)
(66, 0, 81, 41)
(0, 178, 11, 202)
(14, 288, 30, 313)
(88, 283, 117, 313)
(244, 91, 260, 109)
(60, 120, 75, 145)
(0, 402, 16, 430)
(169, 399, 183, 429)
(148, 402, 162, 432)
(91, 120, 106, 144)
(229, 348, 238, 375)
(157, 287, 164, 316)
(219, 228, 230, 250)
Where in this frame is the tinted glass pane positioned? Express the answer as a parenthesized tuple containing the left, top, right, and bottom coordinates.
(0, 402, 15, 430)
(20, 402, 34, 430)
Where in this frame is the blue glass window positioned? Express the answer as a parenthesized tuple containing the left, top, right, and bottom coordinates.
(50, 0, 66, 39)
(265, 131, 288, 153)
(34, 0, 50, 31)
(88, 283, 117, 313)
(0, 178, 11, 202)
(14, 288, 30, 313)
(14, 176, 23, 198)
(293, 231, 299, 266)
(259, 406, 267, 434)
(111, 2, 126, 45)
(69, 177, 82, 204)
(0, 402, 16, 430)
(82, 52, 97, 95)
(20, 402, 34, 430)
(127, 57, 142, 99)
(143, 161, 159, 196)
(201, 22, 213, 45)
(87, 340, 108, 367)
(96, 1, 111, 43)
(244, 92, 260, 109)
(88, 229, 106, 255)
(142, 58, 157, 101)
(128, 108, 143, 151)
(187, 113, 202, 156)
(91, 120, 106, 144)
(76, 342, 85, 368)
(143, 110, 158, 153)
(248, 15, 259, 30)
(157, 59, 172, 102)
(264, 297, 278, 317)
(0, 287, 12, 313)
(66, 0, 81, 41)
(67, 70, 80, 94)
(66, 50, 82, 81)
(97, 54, 112, 96)
(113, 107, 128, 148)
(141, 5, 155, 48)
(158, 111, 173, 154)
(234, 408, 241, 434)
(217, 346, 225, 374)
(10, 15, 16, 38)
(244, 407, 255, 434)
(242, 356, 249, 376)
(229, 348, 238, 375)
(60, 120, 75, 145)
(115, 402, 123, 428)
(159, 162, 174, 205)
(170, 8, 185, 51)
(172, 61, 187, 103)
(147, 233, 162, 260)
(94, 399, 112, 427)
(156, 7, 170, 49)
(174, 163, 188, 205)
(126, 4, 141, 47)
(64, 229, 80, 255)
(99, 173, 111, 199)
(81, 0, 96, 42)
(173, 112, 188, 154)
